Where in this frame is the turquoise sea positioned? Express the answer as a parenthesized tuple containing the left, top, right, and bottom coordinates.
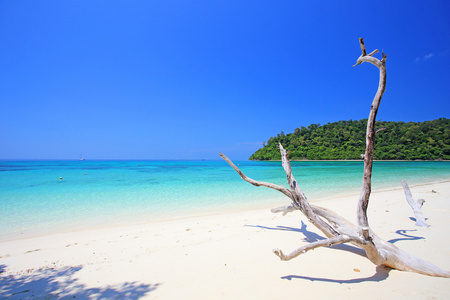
(1, 160, 449, 241)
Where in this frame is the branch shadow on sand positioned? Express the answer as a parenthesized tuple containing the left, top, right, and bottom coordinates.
(0, 264, 159, 299)
(245, 221, 366, 257)
(388, 229, 425, 244)
(281, 265, 391, 283)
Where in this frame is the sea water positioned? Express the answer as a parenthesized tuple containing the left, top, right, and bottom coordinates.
(1, 160, 449, 241)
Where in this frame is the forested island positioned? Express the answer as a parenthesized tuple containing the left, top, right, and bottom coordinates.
(250, 118, 450, 160)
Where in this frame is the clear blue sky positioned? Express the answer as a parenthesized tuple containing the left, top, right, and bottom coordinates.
(1, 1, 449, 160)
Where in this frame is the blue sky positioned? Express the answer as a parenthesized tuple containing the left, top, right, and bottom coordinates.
(1, 1, 449, 160)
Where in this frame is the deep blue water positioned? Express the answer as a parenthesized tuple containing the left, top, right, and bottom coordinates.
(1, 160, 449, 241)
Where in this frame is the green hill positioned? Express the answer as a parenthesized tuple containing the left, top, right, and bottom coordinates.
(249, 118, 450, 161)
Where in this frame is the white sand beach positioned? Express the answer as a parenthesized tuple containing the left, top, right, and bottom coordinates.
(1, 181, 450, 299)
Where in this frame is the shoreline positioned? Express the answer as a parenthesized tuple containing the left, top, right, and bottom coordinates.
(1, 180, 449, 299)
(2, 179, 449, 243)
(2, 160, 449, 244)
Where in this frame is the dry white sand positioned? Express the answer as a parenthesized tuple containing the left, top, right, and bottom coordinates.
(1, 181, 450, 299)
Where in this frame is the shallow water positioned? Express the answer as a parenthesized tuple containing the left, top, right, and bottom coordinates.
(1, 160, 449, 241)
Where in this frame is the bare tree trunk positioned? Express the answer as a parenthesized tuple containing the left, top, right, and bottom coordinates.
(354, 37, 387, 235)
(220, 38, 450, 278)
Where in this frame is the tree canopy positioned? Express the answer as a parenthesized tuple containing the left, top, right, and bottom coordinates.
(249, 118, 450, 161)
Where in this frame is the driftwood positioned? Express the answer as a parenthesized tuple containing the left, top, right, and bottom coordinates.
(402, 180, 430, 227)
(220, 38, 450, 277)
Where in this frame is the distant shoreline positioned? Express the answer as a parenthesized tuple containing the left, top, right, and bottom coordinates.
(249, 159, 450, 162)
(1, 158, 449, 162)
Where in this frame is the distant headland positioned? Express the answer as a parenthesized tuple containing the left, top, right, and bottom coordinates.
(250, 118, 449, 161)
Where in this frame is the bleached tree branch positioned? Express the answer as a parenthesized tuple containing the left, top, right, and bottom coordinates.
(273, 235, 354, 261)
(219, 153, 293, 200)
(401, 180, 430, 227)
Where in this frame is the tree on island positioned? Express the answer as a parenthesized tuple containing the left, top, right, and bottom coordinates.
(249, 118, 450, 161)
(220, 38, 450, 277)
